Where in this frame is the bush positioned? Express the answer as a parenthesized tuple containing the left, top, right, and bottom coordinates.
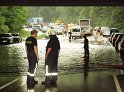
(19, 30, 30, 38)
(0, 25, 9, 33)
(19, 30, 45, 39)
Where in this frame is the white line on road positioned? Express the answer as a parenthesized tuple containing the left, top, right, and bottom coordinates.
(113, 75, 122, 92)
(0, 77, 20, 90)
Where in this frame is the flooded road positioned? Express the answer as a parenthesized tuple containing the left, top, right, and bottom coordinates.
(0, 35, 121, 75)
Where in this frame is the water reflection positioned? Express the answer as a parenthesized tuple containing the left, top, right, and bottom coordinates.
(45, 86, 57, 92)
(0, 39, 120, 74)
(0, 43, 26, 73)
(27, 88, 35, 92)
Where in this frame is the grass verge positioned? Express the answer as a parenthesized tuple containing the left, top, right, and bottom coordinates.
(19, 30, 45, 40)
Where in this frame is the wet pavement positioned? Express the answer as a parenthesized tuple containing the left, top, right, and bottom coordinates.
(0, 35, 123, 92)
(0, 70, 121, 92)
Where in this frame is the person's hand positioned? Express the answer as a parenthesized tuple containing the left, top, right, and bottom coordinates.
(45, 54, 48, 61)
(37, 56, 39, 62)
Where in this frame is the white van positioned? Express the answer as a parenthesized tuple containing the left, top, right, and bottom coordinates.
(72, 25, 82, 39)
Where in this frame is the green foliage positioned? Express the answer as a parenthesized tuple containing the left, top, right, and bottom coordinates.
(37, 34, 45, 39)
(0, 6, 123, 34)
(0, 25, 9, 33)
(28, 6, 124, 31)
(19, 30, 31, 38)
(19, 30, 45, 39)
(0, 6, 30, 34)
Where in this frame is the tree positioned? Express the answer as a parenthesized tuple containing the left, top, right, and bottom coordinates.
(27, 6, 124, 31)
(0, 7, 9, 33)
(0, 6, 29, 33)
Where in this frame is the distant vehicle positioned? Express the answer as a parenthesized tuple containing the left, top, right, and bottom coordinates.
(118, 37, 124, 53)
(115, 34, 124, 52)
(72, 25, 82, 39)
(102, 28, 110, 37)
(112, 33, 124, 47)
(0, 33, 13, 44)
(111, 33, 123, 47)
(28, 17, 43, 25)
(12, 33, 22, 43)
(110, 28, 119, 36)
(100, 27, 109, 36)
(49, 23, 55, 27)
(79, 19, 91, 35)
(103, 28, 119, 37)
(109, 33, 115, 43)
(42, 26, 48, 33)
(56, 26, 63, 35)
(32, 24, 42, 31)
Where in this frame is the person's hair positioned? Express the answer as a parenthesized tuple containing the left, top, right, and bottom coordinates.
(83, 34, 86, 38)
(31, 30, 38, 35)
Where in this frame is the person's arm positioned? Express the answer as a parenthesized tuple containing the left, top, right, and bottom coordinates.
(58, 49, 60, 55)
(45, 48, 52, 60)
(34, 46, 39, 62)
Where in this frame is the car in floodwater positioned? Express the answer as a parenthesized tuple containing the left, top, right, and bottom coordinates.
(115, 34, 124, 52)
(111, 33, 124, 47)
(72, 25, 82, 39)
(0, 33, 14, 44)
(110, 28, 119, 36)
(12, 33, 22, 43)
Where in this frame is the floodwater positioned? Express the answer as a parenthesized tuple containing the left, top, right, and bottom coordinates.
(0, 36, 120, 75)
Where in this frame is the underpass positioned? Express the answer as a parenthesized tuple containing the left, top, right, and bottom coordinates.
(0, 35, 123, 92)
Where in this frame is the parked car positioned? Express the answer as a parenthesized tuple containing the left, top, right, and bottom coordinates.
(111, 33, 118, 46)
(118, 38, 124, 53)
(110, 28, 119, 36)
(0, 33, 13, 44)
(72, 25, 82, 39)
(111, 33, 123, 47)
(115, 34, 124, 52)
(109, 33, 115, 43)
(12, 33, 22, 43)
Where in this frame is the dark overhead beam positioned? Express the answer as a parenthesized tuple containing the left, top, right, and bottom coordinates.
(0, 0, 124, 6)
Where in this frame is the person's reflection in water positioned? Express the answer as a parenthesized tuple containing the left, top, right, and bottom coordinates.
(83, 34, 89, 76)
(45, 85, 57, 92)
(27, 84, 35, 92)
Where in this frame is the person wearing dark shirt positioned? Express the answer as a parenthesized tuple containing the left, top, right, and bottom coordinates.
(42, 27, 60, 86)
(25, 30, 39, 85)
(84, 35, 89, 57)
(83, 34, 89, 76)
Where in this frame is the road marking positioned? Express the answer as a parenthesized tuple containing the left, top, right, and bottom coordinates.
(0, 77, 20, 90)
(113, 75, 122, 92)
